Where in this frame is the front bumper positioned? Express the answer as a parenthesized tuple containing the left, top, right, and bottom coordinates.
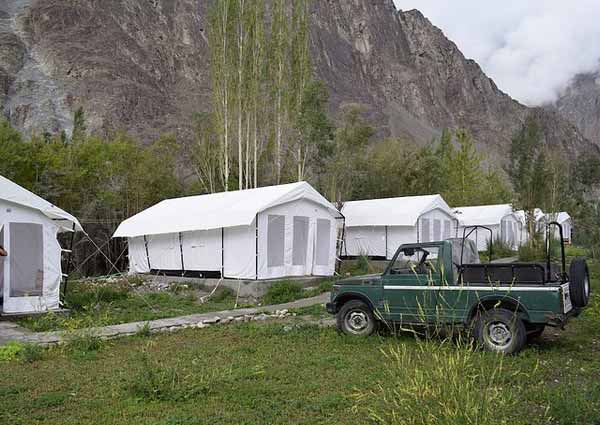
(326, 302, 336, 315)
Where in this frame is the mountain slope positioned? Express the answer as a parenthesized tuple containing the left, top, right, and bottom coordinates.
(0, 0, 596, 160)
(554, 71, 600, 146)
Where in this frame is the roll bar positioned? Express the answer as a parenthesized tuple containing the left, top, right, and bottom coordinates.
(546, 221, 567, 284)
(461, 225, 493, 265)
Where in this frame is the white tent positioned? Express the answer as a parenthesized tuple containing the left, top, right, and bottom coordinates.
(0, 175, 82, 315)
(541, 212, 573, 243)
(113, 182, 342, 280)
(454, 204, 524, 251)
(515, 208, 545, 244)
(341, 195, 457, 259)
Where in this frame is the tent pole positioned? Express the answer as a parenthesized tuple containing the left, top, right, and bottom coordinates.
(416, 217, 420, 243)
(144, 235, 151, 271)
(255, 214, 258, 280)
(221, 228, 224, 279)
(178, 232, 185, 277)
(62, 222, 76, 303)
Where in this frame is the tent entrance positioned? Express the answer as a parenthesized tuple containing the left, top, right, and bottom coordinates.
(3, 222, 44, 313)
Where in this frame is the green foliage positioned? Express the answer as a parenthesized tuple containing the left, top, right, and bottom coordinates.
(262, 281, 305, 305)
(0, 342, 24, 362)
(346, 128, 511, 206)
(128, 352, 212, 401)
(488, 237, 516, 260)
(18, 344, 45, 363)
(68, 331, 105, 355)
(323, 104, 375, 202)
(353, 341, 526, 425)
(135, 322, 152, 338)
(356, 255, 371, 274)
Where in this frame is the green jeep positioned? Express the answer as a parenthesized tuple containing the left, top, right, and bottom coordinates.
(327, 223, 591, 354)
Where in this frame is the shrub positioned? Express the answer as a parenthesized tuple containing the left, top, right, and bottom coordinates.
(487, 237, 516, 260)
(136, 322, 152, 338)
(352, 341, 525, 425)
(0, 342, 24, 361)
(68, 331, 104, 354)
(356, 255, 371, 274)
(263, 281, 304, 305)
(18, 343, 44, 363)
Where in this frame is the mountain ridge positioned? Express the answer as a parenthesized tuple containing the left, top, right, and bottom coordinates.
(0, 0, 596, 160)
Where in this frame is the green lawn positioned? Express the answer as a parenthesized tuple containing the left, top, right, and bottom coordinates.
(1, 261, 599, 424)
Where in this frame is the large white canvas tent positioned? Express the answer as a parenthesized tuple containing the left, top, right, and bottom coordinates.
(0, 175, 82, 315)
(515, 208, 545, 244)
(341, 195, 457, 259)
(113, 182, 342, 280)
(541, 212, 572, 243)
(454, 204, 523, 251)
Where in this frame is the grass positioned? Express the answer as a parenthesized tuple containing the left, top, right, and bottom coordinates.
(2, 257, 597, 424)
(17, 279, 241, 332)
(18, 276, 334, 332)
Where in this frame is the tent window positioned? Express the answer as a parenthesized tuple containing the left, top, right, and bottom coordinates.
(267, 215, 285, 268)
(443, 220, 452, 239)
(292, 216, 309, 266)
(433, 219, 441, 241)
(315, 219, 331, 266)
(9, 223, 43, 298)
(421, 218, 430, 242)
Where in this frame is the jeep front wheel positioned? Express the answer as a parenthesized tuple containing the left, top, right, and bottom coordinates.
(336, 300, 376, 336)
(473, 308, 527, 355)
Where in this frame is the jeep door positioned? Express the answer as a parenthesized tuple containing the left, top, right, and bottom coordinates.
(381, 245, 441, 324)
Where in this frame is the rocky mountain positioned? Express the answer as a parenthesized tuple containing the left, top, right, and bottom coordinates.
(553, 71, 600, 146)
(0, 0, 596, 160)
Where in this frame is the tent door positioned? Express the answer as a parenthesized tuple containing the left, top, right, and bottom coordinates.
(3, 222, 44, 314)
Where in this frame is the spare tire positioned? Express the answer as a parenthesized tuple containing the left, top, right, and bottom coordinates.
(569, 257, 591, 308)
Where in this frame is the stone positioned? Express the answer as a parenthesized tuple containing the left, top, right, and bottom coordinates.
(203, 317, 220, 325)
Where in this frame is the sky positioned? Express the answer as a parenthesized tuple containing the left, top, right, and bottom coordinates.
(393, 0, 600, 106)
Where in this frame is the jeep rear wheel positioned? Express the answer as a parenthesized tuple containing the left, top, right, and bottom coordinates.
(473, 308, 527, 355)
(337, 300, 376, 337)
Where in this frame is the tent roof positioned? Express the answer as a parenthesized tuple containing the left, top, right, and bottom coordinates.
(454, 204, 517, 226)
(515, 209, 545, 224)
(113, 181, 342, 238)
(0, 174, 82, 232)
(544, 211, 571, 223)
(341, 194, 453, 227)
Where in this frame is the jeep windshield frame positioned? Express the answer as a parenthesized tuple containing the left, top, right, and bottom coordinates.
(384, 242, 445, 276)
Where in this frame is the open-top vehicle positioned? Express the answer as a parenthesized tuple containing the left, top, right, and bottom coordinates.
(327, 222, 591, 354)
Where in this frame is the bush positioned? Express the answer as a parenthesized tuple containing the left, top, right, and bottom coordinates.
(68, 331, 104, 354)
(0, 342, 24, 361)
(263, 281, 304, 305)
(487, 237, 516, 260)
(18, 344, 44, 363)
(136, 322, 152, 338)
(0, 342, 44, 363)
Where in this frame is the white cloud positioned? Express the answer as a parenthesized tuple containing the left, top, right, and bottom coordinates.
(394, 0, 600, 106)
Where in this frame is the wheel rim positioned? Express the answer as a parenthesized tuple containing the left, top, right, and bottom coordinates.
(345, 310, 369, 334)
(484, 321, 513, 350)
